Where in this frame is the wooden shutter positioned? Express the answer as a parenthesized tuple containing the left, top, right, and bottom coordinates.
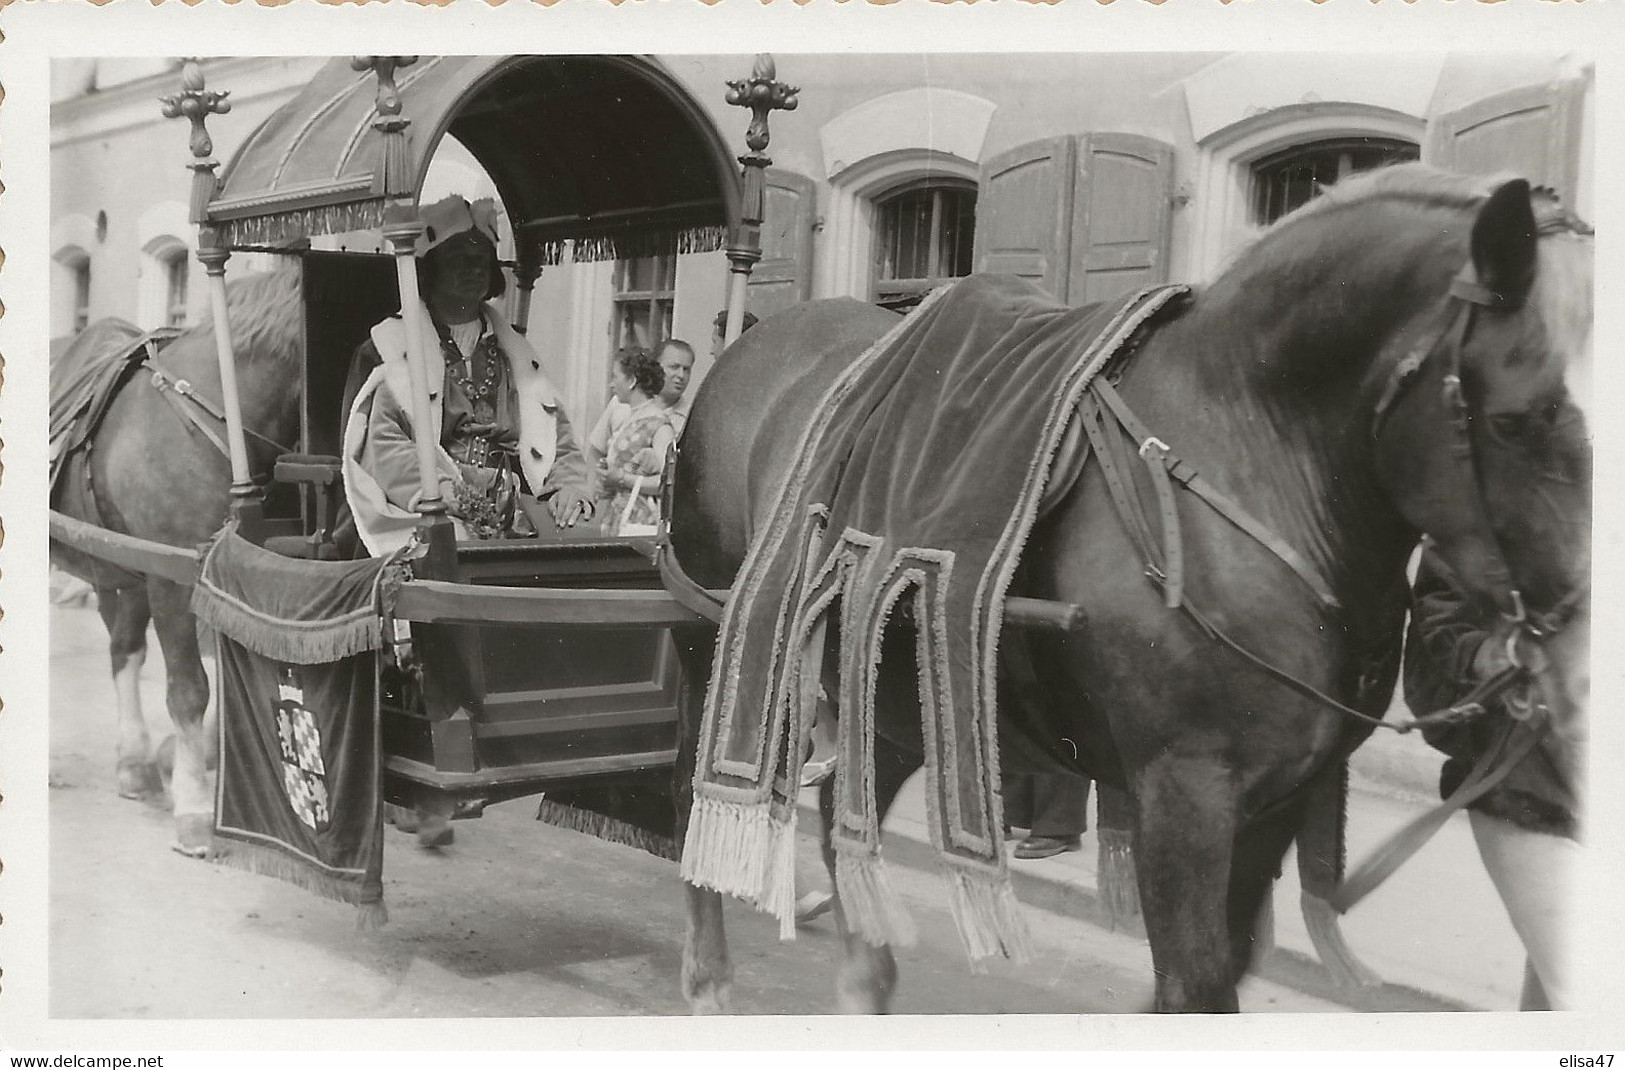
(748, 168, 817, 321)
(972, 137, 1077, 298)
(1068, 133, 1175, 307)
(1427, 80, 1585, 211)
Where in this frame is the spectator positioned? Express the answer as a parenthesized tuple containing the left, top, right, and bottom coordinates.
(597, 345, 676, 535)
(710, 308, 760, 361)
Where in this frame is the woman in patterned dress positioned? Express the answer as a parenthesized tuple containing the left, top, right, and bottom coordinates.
(598, 345, 676, 535)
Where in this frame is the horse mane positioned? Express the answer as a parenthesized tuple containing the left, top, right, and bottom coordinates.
(190, 267, 304, 368)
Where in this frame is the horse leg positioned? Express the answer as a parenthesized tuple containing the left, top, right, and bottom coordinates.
(824, 729, 920, 1014)
(97, 584, 160, 800)
(1225, 802, 1304, 986)
(673, 626, 734, 1015)
(1132, 754, 1241, 1012)
(146, 576, 215, 858)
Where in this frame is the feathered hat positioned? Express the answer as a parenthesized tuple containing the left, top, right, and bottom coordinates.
(419, 194, 500, 255)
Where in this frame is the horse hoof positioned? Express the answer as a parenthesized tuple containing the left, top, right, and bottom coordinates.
(685, 983, 733, 1015)
(173, 813, 213, 858)
(385, 804, 420, 834)
(416, 820, 454, 849)
(117, 762, 162, 800)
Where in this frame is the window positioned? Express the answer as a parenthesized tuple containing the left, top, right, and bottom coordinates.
(871, 180, 977, 311)
(611, 253, 675, 350)
(161, 247, 190, 327)
(1250, 138, 1419, 226)
(70, 255, 92, 333)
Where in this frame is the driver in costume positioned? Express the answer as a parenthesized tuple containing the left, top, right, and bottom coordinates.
(343, 195, 595, 556)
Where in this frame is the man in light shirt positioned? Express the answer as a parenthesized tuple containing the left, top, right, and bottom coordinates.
(586, 337, 697, 488)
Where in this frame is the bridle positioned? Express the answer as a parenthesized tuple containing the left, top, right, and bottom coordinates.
(1369, 207, 1593, 723)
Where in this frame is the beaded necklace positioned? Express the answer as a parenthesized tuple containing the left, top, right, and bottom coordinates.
(440, 317, 503, 402)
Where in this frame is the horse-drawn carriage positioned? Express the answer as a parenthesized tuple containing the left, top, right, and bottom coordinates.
(50, 53, 1593, 1014)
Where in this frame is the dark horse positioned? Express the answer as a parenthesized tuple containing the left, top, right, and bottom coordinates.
(668, 168, 1592, 1012)
(52, 271, 304, 856)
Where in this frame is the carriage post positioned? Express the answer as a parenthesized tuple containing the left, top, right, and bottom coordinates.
(163, 59, 261, 528)
(356, 56, 458, 571)
(721, 55, 798, 348)
(510, 248, 542, 337)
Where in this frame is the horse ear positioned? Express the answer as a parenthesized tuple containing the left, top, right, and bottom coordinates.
(1471, 179, 1538, 306)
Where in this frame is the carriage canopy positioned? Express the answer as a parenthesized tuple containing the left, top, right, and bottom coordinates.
(207, 55, 741, 264)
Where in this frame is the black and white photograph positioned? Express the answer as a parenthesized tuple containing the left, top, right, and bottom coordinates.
(0, 1, 1620, 1054)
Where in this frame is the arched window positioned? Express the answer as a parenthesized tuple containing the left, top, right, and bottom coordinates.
(55, 248, 93, 335)
(160, 245, 191, 327)
(1250, 137, 1419, 226)
(871, 179, 977, 311)
(139, 235, 192, 330)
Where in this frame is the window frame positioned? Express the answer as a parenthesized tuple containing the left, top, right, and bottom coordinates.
(1248, 136, 1421, 227)
(610, 252, 677, 352)
(161, 245, 191, 328)
(868, 177, 978, 311)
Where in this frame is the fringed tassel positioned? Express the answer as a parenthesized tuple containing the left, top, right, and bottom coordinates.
(834, 850, 917, 950)
(1301, 892, 1382, 988)
(212, 839, 386, 928)
(680, 793, 792, 906)
(564, 225, 729, 265)
(760, 817, 800, 941)
(1096, 827, 1141, 928)
(222, 202, 388, 248)
(536, 799, 679, 862)
(945, 866, 1030, 964)
(191, 584, 380, 665)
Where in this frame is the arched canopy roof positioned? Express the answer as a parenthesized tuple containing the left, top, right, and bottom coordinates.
(208, 55, 741, 264)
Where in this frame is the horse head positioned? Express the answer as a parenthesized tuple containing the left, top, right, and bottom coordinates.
(1371, 178, 1592, 737)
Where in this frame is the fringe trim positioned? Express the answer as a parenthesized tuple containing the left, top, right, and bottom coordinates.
(542, 225, 729, 267)
(192, 582, 380, 665)
(945, 866, 1030, 963)
(834, 850, 917, 950)
(1300, 892, 1382, 988)
(679, 794, 796, 924)
(535, 799, 679, 863)
(221, 202, 389, 247)
(212, 838, 387, 930)
(1096, 827, 1141, 926)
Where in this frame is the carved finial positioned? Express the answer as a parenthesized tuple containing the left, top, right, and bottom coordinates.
(160, 57, 232, 160)
(726, 53, 798, 156)
(352, 56, 419, 118)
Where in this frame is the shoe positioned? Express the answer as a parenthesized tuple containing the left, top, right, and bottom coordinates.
(800, 756, 837, 788)
(1014, 834, 1081, 860)
(795, 890, 835, 924)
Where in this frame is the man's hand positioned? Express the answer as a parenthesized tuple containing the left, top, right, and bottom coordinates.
(550, 485, 595, 528)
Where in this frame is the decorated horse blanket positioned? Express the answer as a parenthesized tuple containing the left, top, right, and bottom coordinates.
(192, 524, 410, 926)
(682, 274, 1185, 958)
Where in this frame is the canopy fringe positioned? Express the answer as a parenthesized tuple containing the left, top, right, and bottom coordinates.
(221, 203, 389, 248)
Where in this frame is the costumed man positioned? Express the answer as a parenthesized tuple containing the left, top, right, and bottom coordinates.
(343, 195, 595, 558)
(1404, 549, 1582, 1010)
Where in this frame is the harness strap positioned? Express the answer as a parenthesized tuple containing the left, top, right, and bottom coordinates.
(1140, 436, 1184, 610)
(146, 364, 296, 469)
(1330, 716, 1549, 914)
(1079, 394, 1168, 596)
(1092, 380, 1341, 611)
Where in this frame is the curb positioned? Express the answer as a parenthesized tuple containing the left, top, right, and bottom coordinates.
(797, 799, 1473, 1014)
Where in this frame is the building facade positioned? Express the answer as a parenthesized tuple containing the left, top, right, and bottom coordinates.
(51, 53, 1593, 437)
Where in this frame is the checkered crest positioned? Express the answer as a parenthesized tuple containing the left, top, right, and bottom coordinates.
(274, 667, 331, 832)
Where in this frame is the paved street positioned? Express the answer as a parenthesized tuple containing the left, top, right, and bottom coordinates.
(45, 599, 1499, 1022)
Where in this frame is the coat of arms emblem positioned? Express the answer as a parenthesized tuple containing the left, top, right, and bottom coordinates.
(275, 668, 331, 832)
